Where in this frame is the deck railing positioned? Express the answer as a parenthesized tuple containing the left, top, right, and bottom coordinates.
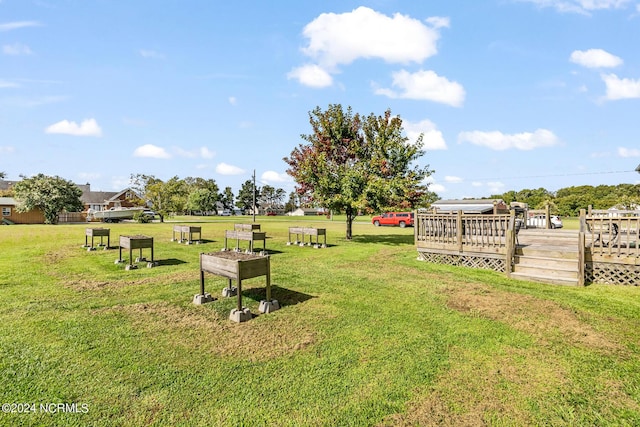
(415, 210, 517, 275)
(580, 208, 640, 259)
(415, 211, 516, 251)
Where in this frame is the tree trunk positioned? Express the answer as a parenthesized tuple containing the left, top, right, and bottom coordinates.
(345, 206, 353, 240)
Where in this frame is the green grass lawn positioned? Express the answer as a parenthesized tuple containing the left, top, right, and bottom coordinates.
(1, 216, 639, 426)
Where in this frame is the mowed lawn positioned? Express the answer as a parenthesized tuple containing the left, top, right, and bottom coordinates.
(0, 216, 639, 426)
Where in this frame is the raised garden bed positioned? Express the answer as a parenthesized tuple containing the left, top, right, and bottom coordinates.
(196, 251, 278, 322)
(84, 227, 110, 251)
(116, 235, 156, 270)
(287, 227, 327, 248)
(172, 225, 202, 244)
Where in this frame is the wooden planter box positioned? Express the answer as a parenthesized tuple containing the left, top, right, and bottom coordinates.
(118, 235, 155, 269)
(223, 230, 267, 253)
(84, 227, 110, 250)
(172, 225, 202, 244)
(287, 227, 327, 248)
(234, 223, 261, 231)
(198, 252, 275, 319)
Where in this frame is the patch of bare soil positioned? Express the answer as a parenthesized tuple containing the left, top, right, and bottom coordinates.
(443, 283, 623, 353)
(63, 270, 198, 291)
(95, 301, 317, 361)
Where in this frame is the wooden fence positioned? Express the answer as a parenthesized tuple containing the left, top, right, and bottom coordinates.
(58, 212, 87, 223)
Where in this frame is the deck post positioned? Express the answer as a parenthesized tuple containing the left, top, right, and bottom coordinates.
(545, 203, 551, 229)
(578, 209, 587, 287)
(456, 210, 463, 252)
(505, 211, 515, 278)
(578, 231, 586, 286)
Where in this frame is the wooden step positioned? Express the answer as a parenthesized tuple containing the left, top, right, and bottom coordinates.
(516, 246, 578, 259)
(510, 271, 579, 286)
(512, 229, 580, 285)
(512, 263, 577, 280)
(514, 254, 578, 270)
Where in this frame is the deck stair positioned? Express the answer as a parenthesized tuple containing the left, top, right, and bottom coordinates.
(511, 229, 579, 286)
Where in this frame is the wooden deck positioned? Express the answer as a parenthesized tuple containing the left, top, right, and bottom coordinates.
(416, 210, 639, 286)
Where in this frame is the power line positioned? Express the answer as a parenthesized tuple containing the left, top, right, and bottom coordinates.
(467, 169, 636, 182)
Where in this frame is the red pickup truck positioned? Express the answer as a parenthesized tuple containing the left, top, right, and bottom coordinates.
(371, 212, 414, 228)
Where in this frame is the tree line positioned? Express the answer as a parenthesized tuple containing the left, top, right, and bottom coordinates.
(489, 184, 640, 217)
(7, 104, 634, 233)
(0, 172, 295, 224)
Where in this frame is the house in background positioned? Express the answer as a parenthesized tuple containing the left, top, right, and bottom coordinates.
(1, 180, 140, 224)
(79, 184, 140, 212)
(0, 197, 45, 224)
(288, 208, 324, 216)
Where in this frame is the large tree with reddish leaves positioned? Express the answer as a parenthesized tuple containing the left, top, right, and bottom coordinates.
(284, 104, 434, 240)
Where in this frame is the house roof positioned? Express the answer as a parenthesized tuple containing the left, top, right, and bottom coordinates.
(431, 199, 505, 214)
(81, 190, 119, 204)
(0, 197, 17, 205)
(80, 188, 137, 205)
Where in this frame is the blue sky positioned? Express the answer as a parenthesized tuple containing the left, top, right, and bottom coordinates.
(1, 0, 640, 200)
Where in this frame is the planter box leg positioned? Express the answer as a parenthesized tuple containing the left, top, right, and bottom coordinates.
(258, 300, 280, 313)
(229, 307, 252, 323)
(193, 293, 215, 305)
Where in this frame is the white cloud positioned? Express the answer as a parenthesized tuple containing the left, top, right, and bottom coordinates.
(425, 16, 450, 29)
(261, 171, 293, 185)
(570, 49, 622, 68)
(0, 21, 40, 32)
(0, 146, 15, 154)
(3, 43, 32, 55)
(618, 147, 640, 157)
(0, 80, 19, 88)
(139, 49, 165, 59)
(216, 162, 245, 175)
(429, 183, 446, 193)
(45, 118, 103, 137)
(403, 119, 447, 150)
(375, 70, 465, 107)
(199, 147, 215, 159)
(287, 64, 333, 88)
(458, 128, 559, 150)
(520, 0, 633, 14)
(133, 144, 171, 159)
(300, 7, 442, 69)
(471, 181, 483, 187)
(602, 73, 640, 100)
(228, 96, 237, 106)
(444, 176, 463, 183)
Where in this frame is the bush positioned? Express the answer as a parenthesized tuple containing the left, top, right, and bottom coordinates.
(133, 211, 151, 223)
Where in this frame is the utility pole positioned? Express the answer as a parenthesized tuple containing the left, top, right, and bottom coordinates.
(252, 169, 256, 223)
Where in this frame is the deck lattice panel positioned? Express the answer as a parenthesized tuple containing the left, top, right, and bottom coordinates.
(586, 262, 640, 286)
(417, 251, 505, 273)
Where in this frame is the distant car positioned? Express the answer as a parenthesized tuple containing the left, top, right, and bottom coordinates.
(527, 215, 563, 229)
(372, 212, 414, 228)
(143, 210, 156, 218)
(266, 211, 277, 216)
(219, 210, 231, 216)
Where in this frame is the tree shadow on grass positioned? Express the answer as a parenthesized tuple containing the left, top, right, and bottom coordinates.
(155, 258, 188, 266)
(351, 233, 414, 246)
(242, 285, 315, 308)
